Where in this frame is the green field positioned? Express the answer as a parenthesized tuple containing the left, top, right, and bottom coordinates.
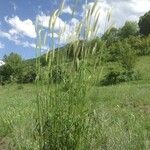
(0, 56, 150, 149)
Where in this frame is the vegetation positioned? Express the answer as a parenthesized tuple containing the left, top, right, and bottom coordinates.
(0, 2, 150, 150)
(139, 10, 150, 36)
(120, 21, 139, 38)
(0, 56, 150, 149)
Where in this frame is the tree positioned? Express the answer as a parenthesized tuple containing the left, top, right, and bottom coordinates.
(102, 27, 120, 46)
(139, 10, 150, 36)
(120, 21, 139, 38)
(0, 53, 23, 82)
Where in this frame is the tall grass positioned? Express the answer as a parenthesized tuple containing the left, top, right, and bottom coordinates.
(34, 1, 107, 149)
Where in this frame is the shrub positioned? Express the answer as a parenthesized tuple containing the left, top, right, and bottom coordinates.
(106, 40, 137, 68)
(22, 67, 36, 83)
(127, 36, 150, 56)
(102, 27, 121, 47)
(118, 40, 137, 71)
(17, 63, 36, 83)
(100, 64, 123, 85)
(117, 70, 140, 82)
(139, 36, 150, 55)
(100, 64, 140, 86)
(50, 65, 66, 84)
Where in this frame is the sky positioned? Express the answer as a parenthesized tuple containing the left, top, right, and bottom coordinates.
(0, 0, 150, 60)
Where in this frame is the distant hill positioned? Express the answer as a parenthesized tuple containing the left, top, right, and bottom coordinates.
(25, 43, 72, 66)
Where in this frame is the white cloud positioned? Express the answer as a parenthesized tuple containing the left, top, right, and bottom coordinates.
(62, 6, 72, 14)
(0, 30, 35, 48)
(129, 0, 150, 14)
(57, 18, 80, 45)
(0, 42, 5, 49)
(9, 29, 19, 35)
(5, 16, 36, 38)
(81, 0, 150, 33)
(35, 12, 81, 45)
(1, 16, 38, 48)
(37, 13, 66, 30)
(20, 41, 36, 48)
(48, 33, 58, 38)
(82, 1, 112, 37)
(107, 0, 150, 27)
(69, 18, 79, 26)
(0, 30, 20, 45)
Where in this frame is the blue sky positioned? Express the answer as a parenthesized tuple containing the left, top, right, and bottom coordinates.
(0, 0, 150, 60)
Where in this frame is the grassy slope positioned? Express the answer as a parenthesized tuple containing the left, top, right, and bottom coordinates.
(0, 56, 150, 149)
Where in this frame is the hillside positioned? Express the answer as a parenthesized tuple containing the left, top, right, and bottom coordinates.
(0, 55, 150, 149)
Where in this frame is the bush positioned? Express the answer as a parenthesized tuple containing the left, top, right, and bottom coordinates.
(14, 61, 36, 84)
(100, 64, 123, 85)
(117, 70, 140, 82)
(139, 36, 150, 55)
(100, 70, 120, 85)
(50, 65, 66, 84)
(118, 40, 137, 70)
(100, 64, 140, 86)
(127, 36, 150, 56)
(106, 40, 137, 69)
(102, 27, 121, 47)
(21, 67, 36, 83)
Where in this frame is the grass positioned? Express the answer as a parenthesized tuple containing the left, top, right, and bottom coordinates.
(0, 1, 149, 148)
(0, 56, 150, 149)
(0, 84, 37, 149)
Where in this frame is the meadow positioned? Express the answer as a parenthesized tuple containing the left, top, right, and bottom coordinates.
(0, 56, 149, 149)
(0, 2, 150, 149)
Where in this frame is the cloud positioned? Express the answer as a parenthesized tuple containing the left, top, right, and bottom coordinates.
(48, 33, 58, 38)
(2, 16, 48, 49)
(0, 30, 35, 48)
(19, 41, 36, 48)
(81, 1, 112, 36)
(69, 18, 79, 26)
(37, 13, 66, 30)
(0, 29, 32, 47)
(62, 6, 72, 14)
(0, 30, 20, 45)
(5, 16, 36, 38)
(129, 0, 150, 15)
(56, 18, 80, 45)
(35, 12, 80, 46)
(81, 0, 150, 35)
(0, 42, 5, 49)
(106, 0, 150, 27)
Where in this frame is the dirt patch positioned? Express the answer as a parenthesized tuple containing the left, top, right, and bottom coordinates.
(0, 137, 11, 150)
(0, 138, 6, 150)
